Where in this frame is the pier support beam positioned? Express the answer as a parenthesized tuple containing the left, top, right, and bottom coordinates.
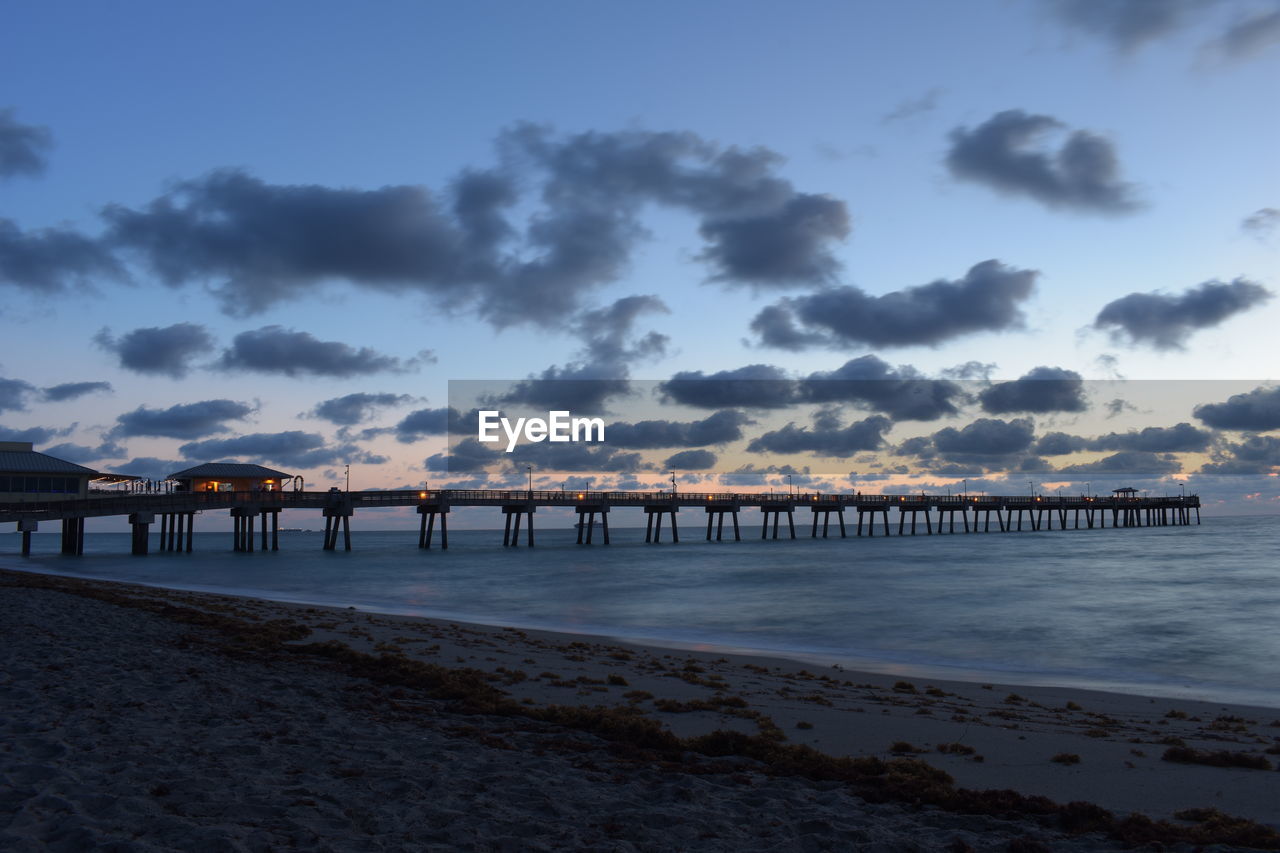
(704, 502, 740, 541)
(128, 512, 154, 556)
(18, 518, 37, 556)
(808, 503, 845, 538)
(322, 507, 353, 551)
(760, 502, 795, 540)
(417, 501, 450, 550)
(857, 506, 890, 536)
(502, 504, 536, 547)
(644, 504, 678, 543)
(575, 503, 609, 545)
(60, 517, 85, 555)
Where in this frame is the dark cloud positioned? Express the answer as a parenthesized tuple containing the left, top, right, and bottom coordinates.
(113, 400, 253, 439)
(505, 441, 644, 473)
(573, 295, 670, 365)
(718, 463, 811, 487)
(0, 109, 52, 178)
(1045, 0, 1219, 52)
(40, 381, 113, 402)
(393, 407, 474, 443)
(698, 193, 849, 286)
(660, 364, 798, 409)
(1242, 207, 1280, 241)
(1198, 435, 1280, 475)
(1034, 431, 1090, 456)
(1054, 451, 1183, 478)
(1105, 398, 1138, 418)
(104, 128, 848, 326)
(0, 218, 123, 294)
(606, 410, 751, 449)
(800, 356, 964, 421)
(1194, 385, 1280, 431)
(929, 417, 1037, 460)
(0, 424, 66, 444)
(425, 438, 500, 473)
(664, 449, 718, 470)
(1089, 422, 1211, 452)
(40, 441, 124, 464)
(755, 260, 1038, 349)
(1212, 8, 1280, 58)
(979, 366, 1087, 414)
(1093, 278, 1272, 349)
(217, 326, 409, 377)
(116, 457, 186, 481)
(311, 393, 413, 426)
(946, 110, 1140, 213)
(882, 88, 943, 123)
(179, 431, 382, 469)
(94, 323, 217, 379)
(490, 370, 633, 416)
(0, 377, 35, 412)
(747, 415, 893, 457)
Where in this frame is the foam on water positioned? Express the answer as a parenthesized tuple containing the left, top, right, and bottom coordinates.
(9, 515, 1278, 707)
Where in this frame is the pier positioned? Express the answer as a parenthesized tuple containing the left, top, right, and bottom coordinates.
(2, 488, 1200, 555)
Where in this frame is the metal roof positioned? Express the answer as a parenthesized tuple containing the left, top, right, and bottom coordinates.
(0, 450, 98, 475)
(168, 462, 294, 480)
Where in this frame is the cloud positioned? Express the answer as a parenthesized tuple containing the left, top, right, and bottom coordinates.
(103, 128, 849, 326)
(1044, 0, 1219, 52)
(946, 110, 1140, 213)
(392, 407, 475, 443)
(882, 88, 944, 123)
(747, 414, 893, 457)
(698, 193, 849, 286)
(978, 366, 1087, 414)
(915, 417, 1038, 464)
(1194, 385, 1280, 430)
(1093, 277, 1272, 349)
(311, 393, 414, 426)
(1089, 422, 1212, 452)
(178, 430, 380, 468)
(1210, 8, 1280, 58)
(1198, 434, 1280, 474)
(660, 364, 798, 409)
(1034, 431, 1090, 455)
(0, 218, 123, 294)
(1054, 451, 1183, 478)
(799, 356, 964, 421)
(95, 323, 217, 379)
(0, 424, 69, 444)
(573, 295, 670, 364)
(753, 260, 1038, 348)
(1242, 207, 1280, 241)
(217, 326, 411, 378)
(505, 441, 644, 473)
(112, 400, 254, 439)
(116, 457, 186, 481)
(40, 441, 125, 464)
(425, 437, 501, 473)
(606, 410, 752, 449)
(0, 377, 35, 412)
(0, 108, 52, 179)
(490, 369, 634, 416)
(664, 449, 718, 470)
(40, 381, 113, 402)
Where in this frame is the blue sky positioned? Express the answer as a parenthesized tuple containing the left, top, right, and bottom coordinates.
(2, 0, 1278, 518)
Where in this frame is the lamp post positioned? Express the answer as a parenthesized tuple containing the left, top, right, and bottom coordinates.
(1028, 480, 1034, 498)
(1085, 481, 1090, 498)
(1179, 482, 1185, 499)
(670, 470, 676, 497)
(344, 464, 350, 493)
(787, 473, 793, 497)
(527, 465, 532, 499)
(963, 479, 967, 497)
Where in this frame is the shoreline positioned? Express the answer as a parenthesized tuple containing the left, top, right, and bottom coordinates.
(11, 559, 1280, 713)
(3, 565, 1279, 849)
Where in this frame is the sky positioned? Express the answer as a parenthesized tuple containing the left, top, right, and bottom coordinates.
(2, 0, 1278, 524)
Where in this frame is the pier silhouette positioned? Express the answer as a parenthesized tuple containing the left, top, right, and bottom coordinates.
(2, 488, 1200, 555)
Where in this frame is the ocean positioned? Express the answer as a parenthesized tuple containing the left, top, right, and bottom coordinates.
(7, 514, 1278, 708)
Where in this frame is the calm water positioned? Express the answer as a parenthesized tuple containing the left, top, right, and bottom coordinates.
(7, 515, 1278, 707)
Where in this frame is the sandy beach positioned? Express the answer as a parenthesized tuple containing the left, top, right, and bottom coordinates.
(2, 567, 1278, 851)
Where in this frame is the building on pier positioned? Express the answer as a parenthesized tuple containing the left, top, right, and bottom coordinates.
(168, 463, 295, 493)
(0, 441, 95, 503)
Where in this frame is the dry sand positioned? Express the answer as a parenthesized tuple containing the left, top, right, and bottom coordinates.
(2, 566, 1278, 851)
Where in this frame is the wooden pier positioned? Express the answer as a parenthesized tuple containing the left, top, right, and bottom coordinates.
(2, 489, 1201, 555)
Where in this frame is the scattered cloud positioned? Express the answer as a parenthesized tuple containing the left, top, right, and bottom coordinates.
(311, 393, 414, 426)
(0, 377, 35, 412)
(217, 326, 414, 377)
(178, 430, 382, 468)
(882, 88, 944, 123)
(1242, 207, 1280, 241)
(800, 356, 964, 421)
(0, 423, 72, 445)
(112, 400, 254, 439)
(753, 260, 1038, 349)
(1209, 7, 1280, 59)
(978, 366, 1088, 414)
(1194, 385, 1280, 431)
(40, 381, 113, 402)
(95, 323, 217, 379)
(660, 364, 798, 409)
(946, 110, 1141, 213)
(746, 414, 893, 457)
(664, 449, 718, 470)
(1093, 277, 1272, 349)
(606, 410, 752, 449)
(0, 108, 52, 179)
(0, 218, 123, 294)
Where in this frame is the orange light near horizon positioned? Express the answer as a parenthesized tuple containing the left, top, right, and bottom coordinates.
(418, 491, 427, 499)
(577, 493, 584, 500)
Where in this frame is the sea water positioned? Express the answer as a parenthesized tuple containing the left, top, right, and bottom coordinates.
(8, 515, 1278, 708)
